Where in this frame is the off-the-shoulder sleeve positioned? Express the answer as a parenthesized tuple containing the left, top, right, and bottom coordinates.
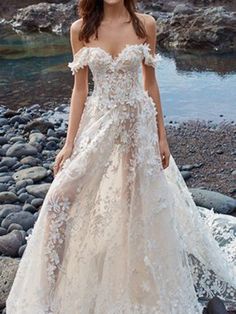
(67, 47, 89, 75)
(142, 43, 162, 68)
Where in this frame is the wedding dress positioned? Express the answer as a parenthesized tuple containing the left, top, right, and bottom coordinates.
(6, 42, 236, 314)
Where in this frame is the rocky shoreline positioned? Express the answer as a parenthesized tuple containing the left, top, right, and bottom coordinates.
(0, 0, 236, 53)
(0, 103, 235, 312)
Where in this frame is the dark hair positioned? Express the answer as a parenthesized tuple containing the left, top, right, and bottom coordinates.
(77, 0, 148, 43)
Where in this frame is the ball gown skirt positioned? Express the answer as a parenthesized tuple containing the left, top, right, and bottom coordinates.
(6, 43, 236, 313)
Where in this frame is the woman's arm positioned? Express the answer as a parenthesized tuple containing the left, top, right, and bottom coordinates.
(142, 14, 170, 169)
(65, 19, 89, 147)
(53, 19, 88, 175)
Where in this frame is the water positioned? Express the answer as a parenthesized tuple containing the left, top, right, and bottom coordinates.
(0, 29, 235, 123)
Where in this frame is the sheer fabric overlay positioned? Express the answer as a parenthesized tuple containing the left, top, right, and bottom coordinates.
(6, 43, 236, 314)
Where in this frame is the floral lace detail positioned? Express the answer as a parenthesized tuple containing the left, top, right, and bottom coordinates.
(67, 46, 89, 74)
(6, 39, 236, 314)
(67, 42, 162, 75)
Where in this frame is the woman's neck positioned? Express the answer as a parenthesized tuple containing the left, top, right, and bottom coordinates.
(103, 1, 130, 23)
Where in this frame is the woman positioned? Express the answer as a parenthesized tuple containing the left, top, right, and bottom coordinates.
(6, 0, 236, 313)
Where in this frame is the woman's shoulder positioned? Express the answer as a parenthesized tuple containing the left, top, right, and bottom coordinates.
(135, 12, 156, 26)
(70, 18, 83, 32)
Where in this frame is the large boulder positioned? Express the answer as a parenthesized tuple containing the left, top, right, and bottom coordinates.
(154, 5, 236, 53)
(11, 0, 77, 35)
(190, 188, 236, 214)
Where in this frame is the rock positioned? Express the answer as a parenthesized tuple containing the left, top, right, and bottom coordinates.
(9, 116, 28, 125)
(45, 141, 57, 150)
(0, 176, 13, 184)
(26, 183, 50, 198)
(0, 118, 8, 127)
(31, 198, 44, 207)
(7, 223, 23, 233)
(0, 137, 8, 145)
(180, 170, 192, 180)
(47, 128, 56, 137)
(1, 211, 35, 231)
(0, 230, 24, 257)
(20, 156, 39, 166)
(22, 203, 37, 214)
(0, 166, 8, 173)
(0, 256, 20, 309)
(6, 143, 38, 158)
(3, 109, 20, 118)
(15, 179, 34, 190)
(0, 157, 17, 168)
(189, 188, 236, 214)
(16, 187, 27, 195)
(24, 118, 55, 134)
(181, 164, 195, 171)
(0, 227, 7, 236)
(0, 205, 22, 219)
(18, 192, 30, 203)
(0, 184, 8, 192)
(206, 296, 227, 314)
(0, 192, 18, 203)
(29, 132, 46, 145)
(18, 244, 27, 257)
(173, 3, 194, 15)
(11, 1, 77, 35)
(9, 136, 25, 144)
(154, 5, 236, 53)
(13, 166, 48, 182)
(231, 170, 236, 176)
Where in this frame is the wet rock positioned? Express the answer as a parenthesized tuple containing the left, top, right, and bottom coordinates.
(189, 188, 236, 214)
(13, 166, 48, 182)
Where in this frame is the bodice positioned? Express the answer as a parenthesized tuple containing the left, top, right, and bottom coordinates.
(68, 43, 161, 106)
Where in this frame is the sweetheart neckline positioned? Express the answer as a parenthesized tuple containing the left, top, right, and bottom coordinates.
(74, 42, 152, 63)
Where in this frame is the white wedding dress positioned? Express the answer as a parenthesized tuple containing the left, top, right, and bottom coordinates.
(6, 42, 236, 314)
